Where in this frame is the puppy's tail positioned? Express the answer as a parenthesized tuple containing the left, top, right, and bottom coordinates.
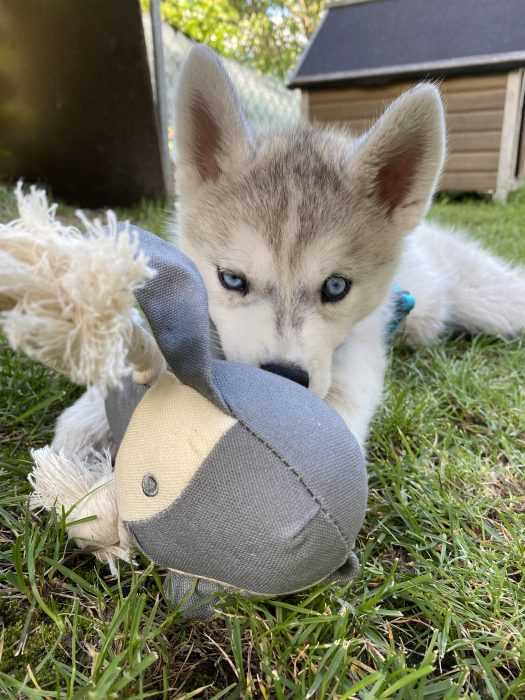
(421, 225, 525, 339)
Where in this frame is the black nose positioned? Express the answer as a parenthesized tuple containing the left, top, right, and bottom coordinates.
(260, 363, 310, 388)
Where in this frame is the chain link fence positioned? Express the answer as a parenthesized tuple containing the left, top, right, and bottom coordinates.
(142, 14, 302, 159)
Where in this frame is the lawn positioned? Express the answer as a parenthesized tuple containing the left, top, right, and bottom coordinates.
(1, 184, 524, 698)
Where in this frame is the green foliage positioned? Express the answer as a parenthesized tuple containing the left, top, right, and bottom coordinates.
(142, 0, 325, 78)
(1, 185, 525, 696)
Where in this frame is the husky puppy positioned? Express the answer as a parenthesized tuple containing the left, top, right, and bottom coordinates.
(53, 47, 525, 453)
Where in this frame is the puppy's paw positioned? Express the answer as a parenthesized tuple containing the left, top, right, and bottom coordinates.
(131, 365, 160, 385)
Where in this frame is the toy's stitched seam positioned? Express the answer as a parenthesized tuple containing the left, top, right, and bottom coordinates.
(221, 397, 350, 551)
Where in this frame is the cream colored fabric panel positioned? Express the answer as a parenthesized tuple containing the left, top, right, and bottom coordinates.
(116, 372, 237, 522)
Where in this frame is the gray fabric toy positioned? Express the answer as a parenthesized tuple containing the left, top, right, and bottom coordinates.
(105, 228, 368, 616)
(1, 187, 366, 619)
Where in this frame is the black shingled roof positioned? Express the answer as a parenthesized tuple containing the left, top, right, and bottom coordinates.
(289, 0, 525, 88)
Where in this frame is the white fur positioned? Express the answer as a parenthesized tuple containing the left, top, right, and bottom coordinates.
(51, 386, 114, 458)
(400, 221, 525, 342)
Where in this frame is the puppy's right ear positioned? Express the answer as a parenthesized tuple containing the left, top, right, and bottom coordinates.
(175, 46, 251, 195)
(351, 84, 446, 232)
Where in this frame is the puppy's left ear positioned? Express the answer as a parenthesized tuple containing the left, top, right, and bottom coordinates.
(175, 46, 252, 196)
(352, 84, 446, 232)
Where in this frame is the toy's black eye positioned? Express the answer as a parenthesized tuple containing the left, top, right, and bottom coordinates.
(218, 269, 248, 294)
(321, 275, 352, 303)
(142, 473, 158, 497)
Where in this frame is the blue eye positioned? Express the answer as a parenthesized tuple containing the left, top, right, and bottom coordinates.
(218, 269, 249, 294)
(321, 275, 352, 303)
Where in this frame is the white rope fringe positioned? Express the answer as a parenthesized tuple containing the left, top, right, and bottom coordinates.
(29, 446, 132, 573)
(0, 182, 156, 388)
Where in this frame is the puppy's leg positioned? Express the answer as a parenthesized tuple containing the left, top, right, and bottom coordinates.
(436, 228, 525, 338)
(401, 222, 525, 343)
(326, 312, 388, 450)
(52, 387, 113, 458)
(51, 319, 163, 459)
(396, 230, 450, 345)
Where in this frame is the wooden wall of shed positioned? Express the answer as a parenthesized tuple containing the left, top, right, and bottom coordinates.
(305, 73, 509, 195)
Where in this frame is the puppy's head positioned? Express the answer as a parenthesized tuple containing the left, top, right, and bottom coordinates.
(175, 46, 445, 398)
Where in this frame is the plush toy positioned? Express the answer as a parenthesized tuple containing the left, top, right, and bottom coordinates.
(0, 185, 368, 617)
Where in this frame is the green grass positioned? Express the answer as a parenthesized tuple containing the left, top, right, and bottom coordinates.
(1, 184, 524, 698)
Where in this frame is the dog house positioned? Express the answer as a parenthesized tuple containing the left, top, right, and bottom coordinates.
(289, 0, 525, 200)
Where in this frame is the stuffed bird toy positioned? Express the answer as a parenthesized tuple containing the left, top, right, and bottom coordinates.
(0, 185, 368, 616)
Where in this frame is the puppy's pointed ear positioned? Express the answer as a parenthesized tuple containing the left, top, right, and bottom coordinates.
(352, 84, 446, 232)
(175, 46, 251, 194)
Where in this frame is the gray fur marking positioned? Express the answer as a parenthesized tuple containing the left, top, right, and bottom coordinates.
(210, 126, 352, 258)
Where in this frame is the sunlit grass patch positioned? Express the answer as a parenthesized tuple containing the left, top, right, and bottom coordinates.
(1, 185, 524, 697)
